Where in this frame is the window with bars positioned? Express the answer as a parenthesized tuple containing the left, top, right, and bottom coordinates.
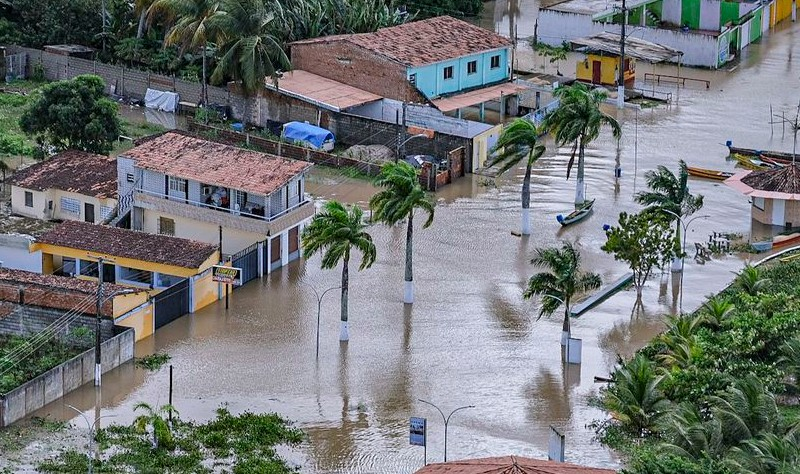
(100, 206, 113, 220)
(60, 197, 80, 215)
(168, 176, 187, 194)
(159, 217, 175, 236)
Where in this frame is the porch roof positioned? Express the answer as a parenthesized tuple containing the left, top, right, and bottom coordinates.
(266, 70, 382, 112)
(431, 82, 530, 113)
(570, 32, 683, 63)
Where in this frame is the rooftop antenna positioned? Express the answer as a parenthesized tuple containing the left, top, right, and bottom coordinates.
(769, 100, 799, 164)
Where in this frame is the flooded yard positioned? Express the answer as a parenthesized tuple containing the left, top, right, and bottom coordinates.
(3, 15, 800, 474)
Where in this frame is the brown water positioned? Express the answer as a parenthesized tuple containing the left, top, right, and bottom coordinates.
(11, 18, 800, 474)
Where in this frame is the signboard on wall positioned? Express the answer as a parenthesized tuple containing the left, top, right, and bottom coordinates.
(212, 265, 242, 285)
(409, 417, 427, 446)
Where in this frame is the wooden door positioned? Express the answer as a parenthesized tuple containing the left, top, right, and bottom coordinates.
(592, 61, 601, 84)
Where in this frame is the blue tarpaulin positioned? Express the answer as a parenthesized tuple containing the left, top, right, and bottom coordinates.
(282, 121, 335, 150)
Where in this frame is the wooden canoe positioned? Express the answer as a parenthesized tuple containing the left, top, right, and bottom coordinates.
(557, 199, 595, 226)
(687, 166, 735, 181)
(728, 145, 797, 163)
(730, 153, 776, 170)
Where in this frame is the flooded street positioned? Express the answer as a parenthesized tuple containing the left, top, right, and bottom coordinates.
(9, 14, 800, 474)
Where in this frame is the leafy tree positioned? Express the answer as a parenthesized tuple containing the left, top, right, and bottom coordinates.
(488, 118, 546, 235)
(148, 0, 222, 104)
(603, 353, 669, 438)
(602, 210, 677, 299)
(302, 200, 376, 342)
(369, 161, 434, 304)
(19, 75, 121, 155)
(523, 241, 601, 345)
(635, 160, 704, 270)
(133, 402, 178, 450)
(209, 0, 290, 96)
(543, 82, 621, 205)
(405, 0, 483, 17)
(11, 0, 103, 48)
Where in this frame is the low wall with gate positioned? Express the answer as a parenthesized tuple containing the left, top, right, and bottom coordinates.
(0, 327, 134, 427)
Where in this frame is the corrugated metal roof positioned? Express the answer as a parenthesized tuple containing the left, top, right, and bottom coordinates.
(266, 70, 381, 111)
(571, 32, 683, 63)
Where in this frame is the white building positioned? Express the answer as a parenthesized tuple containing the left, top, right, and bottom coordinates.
(116, 132, 315, 270)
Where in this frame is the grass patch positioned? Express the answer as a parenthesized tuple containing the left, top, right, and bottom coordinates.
(0, 331, 92, 395)
(0, 82, 38, 159)
(134, 353, 171, 371)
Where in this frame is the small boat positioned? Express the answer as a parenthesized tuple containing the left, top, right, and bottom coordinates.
(557, 199, 595, 226)
(687, 166, 735, 181)
(729, 153, 776, 171)
(727, 145, 797, 162)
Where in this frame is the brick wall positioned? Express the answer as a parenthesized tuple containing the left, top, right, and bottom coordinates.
(0, 282, 112, 316)
(290, 41, 425, 103)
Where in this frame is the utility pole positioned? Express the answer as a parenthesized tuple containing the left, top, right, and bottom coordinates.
(94, 258, 104, 387)
(617, 0, 627, 109)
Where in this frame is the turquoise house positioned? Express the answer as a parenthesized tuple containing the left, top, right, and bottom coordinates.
(410, 48, 510, 99)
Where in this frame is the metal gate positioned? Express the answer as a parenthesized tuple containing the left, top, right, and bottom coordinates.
(232, 242, 259, 287)
(154, 279, 189, 329)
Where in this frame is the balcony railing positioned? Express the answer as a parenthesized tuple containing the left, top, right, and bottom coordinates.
(135, 188, 304, 222)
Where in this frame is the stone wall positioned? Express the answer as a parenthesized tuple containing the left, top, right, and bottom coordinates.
(0, 327, 134, 427)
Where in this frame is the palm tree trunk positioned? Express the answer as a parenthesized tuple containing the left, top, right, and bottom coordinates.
(404, 212, 414, 304)
(521, 161, 532, 235)
(201, 43, 208, 106)
(575, 139, 586, 206)
(561, 300, 570, 346)
(136, 10, 147, 40)
(340, 252, 350, 341)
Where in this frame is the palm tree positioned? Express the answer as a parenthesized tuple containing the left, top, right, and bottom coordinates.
(523, 241, 601, 345)
(302, 200, 376, 342)
(135, 0, 157, 39)
(735, 264, 770, 296)
(488, 118, 545, 235)
(133, 402, 178, 450)
(726, 432, 800, 474)
(369, 161, 434, 304)
(635, 159, 704, 271)
(148, 0, 221, 105)
(701, 295, 736, 328)
(543, 82, 621, 205)
(603, 353, 669, 438)
(209, 0, 290, 96)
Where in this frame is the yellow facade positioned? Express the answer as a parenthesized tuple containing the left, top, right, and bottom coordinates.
(114, 301, 155, 341)
(576, 54, 635, 87)
(472, 123, 503, 172)
(772, 0, 793, 26)
(193, 267, 221, 312)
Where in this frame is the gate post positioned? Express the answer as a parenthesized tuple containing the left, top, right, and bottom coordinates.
(257, 241, 265, 278)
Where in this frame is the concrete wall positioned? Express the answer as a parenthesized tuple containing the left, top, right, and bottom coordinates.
(0, 234, 41, 272)
(0, 328, 134, 427)
(10, 186, 116, 223)
(141, 209, 266, 256)
(290, 40, 426, 103)
(0, 304, 115, 341)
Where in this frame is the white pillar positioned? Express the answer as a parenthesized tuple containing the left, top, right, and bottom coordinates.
(188, 276, 195, 313)
(257, 241, 264, 278)
(617, 85, 625, 109)
(793, 0, 797, 22)
(266, 237, 272, 274)
(280, 231, 289, 266)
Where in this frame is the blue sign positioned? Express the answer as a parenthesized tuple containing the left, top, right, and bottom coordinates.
(410, 417, 426, 446)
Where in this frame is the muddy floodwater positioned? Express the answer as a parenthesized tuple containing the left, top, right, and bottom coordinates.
(6, 15, 800, 474)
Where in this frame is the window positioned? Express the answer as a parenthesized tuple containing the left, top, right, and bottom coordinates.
(126, 173, 134, 183)
(61, 257, 76, 276)
(467, 60, 477, 75)
(100, 206, 113, 221)
(168, 176, 187, 194)
(490, 55, 501, 69)
(159, 217, 175, 236)
(443, 66, 454, 80)
(80, 259, 99, 278)
(157, 273, 183, 288)
(60, 197, 80, 215)
(409, 73, 417, 85)
(119, 266, 153, 285)
(753, 197, 765, 210)
(24, 191, 33, 207)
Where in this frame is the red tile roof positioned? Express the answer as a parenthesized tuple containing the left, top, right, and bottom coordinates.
(0, 268, 142, 297)
(122, 132, 312, 196)
(8, 151, 117, 199)
(291, 16, 511, 67)
(36, 221, 218, 269)
(414, 456, 617, 474)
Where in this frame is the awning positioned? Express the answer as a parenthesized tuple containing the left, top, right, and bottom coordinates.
(724, 171, 800, 200)
(265, 70, 382, 112)
(431, 82, 530, 113)
(571, 32, 683, 63)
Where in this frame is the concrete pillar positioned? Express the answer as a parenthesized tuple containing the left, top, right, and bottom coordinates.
(479, 103, 485, 122)
(188, 276, 195, 313)
(266, 237, 272, 274)
(280, 231, 289, 266)
(257, 241, 265, 278)
(507, 95, 519, 117)
(793, 0, 797, 22)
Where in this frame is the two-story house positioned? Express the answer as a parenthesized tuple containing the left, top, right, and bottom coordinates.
(116, 132, 314, 270)
(8, 150, 117, 224)
(289, 16, 520, 110)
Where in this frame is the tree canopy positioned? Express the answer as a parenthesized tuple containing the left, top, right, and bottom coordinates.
(19, 75, 121, 155)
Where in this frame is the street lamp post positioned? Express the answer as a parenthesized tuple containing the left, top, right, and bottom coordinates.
(94, 260, 136, 387)
(417, 399, 474, 462)
(396, 133, 431, 163)
(661, 210, 710, 313)
(302, 282, 341, 358)
(66, 404, 115, 474)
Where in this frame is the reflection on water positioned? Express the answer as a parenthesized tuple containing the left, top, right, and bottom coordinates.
(15, 18, 800, 474)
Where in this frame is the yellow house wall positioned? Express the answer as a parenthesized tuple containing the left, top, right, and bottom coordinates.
(42, 253, 54, 274)
(773, 0, 793, 25)
(576, 55, 635, 86)
(142, 210, 266, 256)
(193, 268, 221, 312)
(32, 243, 219, 278)
(472, 124, 503, 172)
(112, 292, 151, 318)
(115, 302, 154, 341)
(751, 199, 770, 225)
